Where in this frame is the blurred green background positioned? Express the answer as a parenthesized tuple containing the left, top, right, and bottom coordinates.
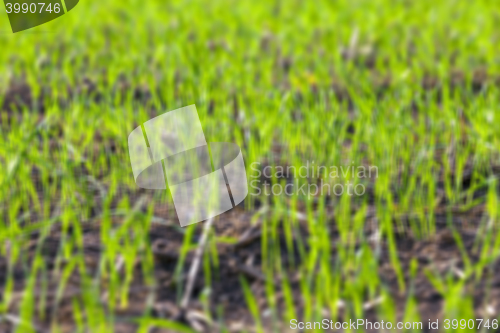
(1, 0, 500, 332)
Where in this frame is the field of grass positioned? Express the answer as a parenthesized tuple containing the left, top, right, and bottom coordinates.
(1, 0, 500, 332)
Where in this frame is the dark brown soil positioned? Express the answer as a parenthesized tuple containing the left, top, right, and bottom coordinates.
(2, 189, 500, 333)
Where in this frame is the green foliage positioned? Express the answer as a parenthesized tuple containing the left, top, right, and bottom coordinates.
(1, 0, 500, 331)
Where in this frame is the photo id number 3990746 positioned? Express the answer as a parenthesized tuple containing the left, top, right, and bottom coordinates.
(5, 2, 61, 14)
